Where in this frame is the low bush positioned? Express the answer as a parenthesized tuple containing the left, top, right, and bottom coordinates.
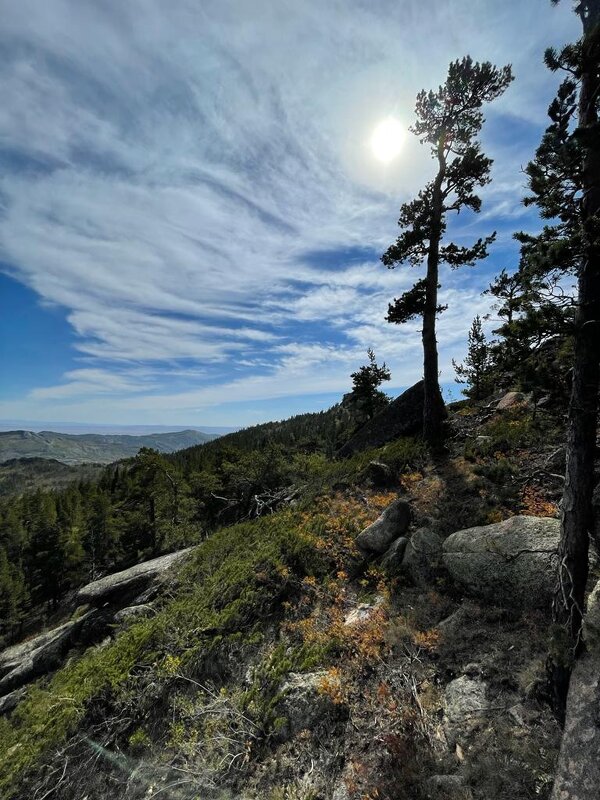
(0, 487, 390, 797)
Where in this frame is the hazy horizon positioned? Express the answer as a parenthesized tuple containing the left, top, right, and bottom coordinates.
(0, 421, 239, 436)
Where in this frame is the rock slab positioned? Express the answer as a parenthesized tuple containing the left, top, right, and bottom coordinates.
(0, 688, 26, 716)
(443, 515, 559, 609)
(77, 547, 193, 604)
(0, 612, 94, 696)
(337, 381, 424, 457)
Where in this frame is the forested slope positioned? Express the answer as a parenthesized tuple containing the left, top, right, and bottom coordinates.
(0, 391, 583, 800)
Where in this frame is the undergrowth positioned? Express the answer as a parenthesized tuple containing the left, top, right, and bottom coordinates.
(0, 491, 392, 798)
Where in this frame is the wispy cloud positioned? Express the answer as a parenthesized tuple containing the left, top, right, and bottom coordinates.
(0, 0, 579, 424)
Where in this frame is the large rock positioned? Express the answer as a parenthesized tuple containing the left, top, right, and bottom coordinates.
(402, 527, 444, 585)
(355, 499, 411, 554)
(443, 516, 559, 609)
(77, 547, 193, 605)
(551, 580, 600, 800)
(337, 381, 424, 457)
(443, 676, 489, 748)
(0, 612, 94, 696)
(496, 391, 526, 411)
(361, 460, 394, 488)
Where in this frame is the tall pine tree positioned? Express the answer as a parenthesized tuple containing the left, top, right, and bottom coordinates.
(522, 0, 600, 715)
(382, 57, 513, 442)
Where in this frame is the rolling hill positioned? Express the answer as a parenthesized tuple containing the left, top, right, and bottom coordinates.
(0, 428, 218, 465)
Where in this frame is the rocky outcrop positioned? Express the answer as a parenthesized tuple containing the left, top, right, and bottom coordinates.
(337, 381, 424, 457)
(355, 499, 411, 554)
(0, 688, 26, 716)
(0, 612, 95, 696)
(551, 580, 600, 800)
(0, 549, 193, 703)
(77, 547, 194, 605)
(496, 391, 526, 410)
(443, 516, 559, 608)
(402, 527, 444, 586)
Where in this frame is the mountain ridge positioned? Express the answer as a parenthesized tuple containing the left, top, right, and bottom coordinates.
(0, 428, 218, 465)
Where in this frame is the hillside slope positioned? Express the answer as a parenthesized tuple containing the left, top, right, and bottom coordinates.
(1, 395, 591, 800)
(0, 429, 218, 465)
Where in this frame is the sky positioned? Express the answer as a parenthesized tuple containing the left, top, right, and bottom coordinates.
(0, 0, 580, 430)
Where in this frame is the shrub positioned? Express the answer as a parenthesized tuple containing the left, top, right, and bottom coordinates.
(0, 511, 330, 797)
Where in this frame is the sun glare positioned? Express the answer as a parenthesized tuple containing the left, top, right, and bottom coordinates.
(370, 118, 405, 163)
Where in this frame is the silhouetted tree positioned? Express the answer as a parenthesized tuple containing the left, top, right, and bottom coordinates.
(350, 348, 391, 420)
(382, 57, 513, 442)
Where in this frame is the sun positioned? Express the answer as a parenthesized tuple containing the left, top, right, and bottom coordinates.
(370, 118, 405, 163)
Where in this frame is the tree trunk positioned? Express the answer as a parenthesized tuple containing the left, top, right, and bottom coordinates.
(422, 155, 448, 443)
(552, 2, 600, 718)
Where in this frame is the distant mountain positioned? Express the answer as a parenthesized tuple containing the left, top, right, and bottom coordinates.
(0, 429, 219, 465)
(0, 421, 239, 435)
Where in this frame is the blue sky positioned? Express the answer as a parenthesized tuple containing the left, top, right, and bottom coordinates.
(0, 0, 579, 429)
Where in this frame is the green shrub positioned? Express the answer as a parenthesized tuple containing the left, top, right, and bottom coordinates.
(473, 457, 517, 485)
(128, 727, 151, 753)
(0, 511, 330, 797)
(465, 408, 544, 458)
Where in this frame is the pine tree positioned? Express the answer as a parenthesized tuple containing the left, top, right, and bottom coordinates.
(0, 547, 27, 640)
(452, 316, 493, 400)
(524, 0, 600, 716)
(485, 266, 574, 400)
(27, 493, 64, 608)
(382, 57, 513, 442)
(349, 348, 391, 420)
(84, 493, 119, 580)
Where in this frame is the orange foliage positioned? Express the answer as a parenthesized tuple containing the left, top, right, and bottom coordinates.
(318, 666, 346, 704)
(398, 471, 423, 492)
(412, 628, 440, 651)
(520, 485, 558, 517)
